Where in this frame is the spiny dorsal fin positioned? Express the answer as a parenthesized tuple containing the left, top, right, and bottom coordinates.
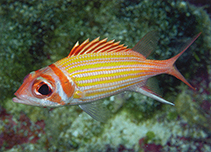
(132, 31, 159, 58)
(68, 37, 130, 57)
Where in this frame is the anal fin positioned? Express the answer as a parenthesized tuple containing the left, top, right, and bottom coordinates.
(134, 86, 174, 106)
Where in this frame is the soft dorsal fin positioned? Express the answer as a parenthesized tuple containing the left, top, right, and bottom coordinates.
(68, 37, 130, 57)
(132, 31, 159, 58)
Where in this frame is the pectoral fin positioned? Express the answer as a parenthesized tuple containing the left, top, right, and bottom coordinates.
(134, 86, 174, 106)
(79, 102, 110, 123)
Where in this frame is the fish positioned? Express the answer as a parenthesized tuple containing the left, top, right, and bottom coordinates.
(13, 31, 201, 122)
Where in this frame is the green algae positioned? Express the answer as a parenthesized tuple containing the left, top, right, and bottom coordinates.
(0, 0, 211, 151)
(145, 131, 156, 142)
(175, 87, 211, 133)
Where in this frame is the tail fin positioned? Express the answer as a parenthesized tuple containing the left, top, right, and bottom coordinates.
(167, 33, 201, 90)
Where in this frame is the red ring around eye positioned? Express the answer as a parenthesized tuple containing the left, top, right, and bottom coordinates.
(32, 80, 53, 98)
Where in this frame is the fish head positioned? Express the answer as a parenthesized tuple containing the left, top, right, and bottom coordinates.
(13, 66, 72, 107)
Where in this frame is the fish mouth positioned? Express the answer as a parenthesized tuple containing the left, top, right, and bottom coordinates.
(12, 96, 27, 104)
(13, 92, 29, 104)
(13, 93, 42, 106)
(13, 91, 21, 103)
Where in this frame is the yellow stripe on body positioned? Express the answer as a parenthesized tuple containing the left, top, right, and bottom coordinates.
(75, 68, 146, 86)
(57, 51, 141, 68)
(84, 80, 143, 100)
(55, 51, 167, 102)
(59, 52, 144, 82)
(68, 56, 143, 75)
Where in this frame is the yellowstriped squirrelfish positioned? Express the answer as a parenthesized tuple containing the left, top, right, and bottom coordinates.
(13, 31, 201, 122)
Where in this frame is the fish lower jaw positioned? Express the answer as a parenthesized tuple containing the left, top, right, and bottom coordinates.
(12, 95, 35, 105)
(12, 97, 27, 104)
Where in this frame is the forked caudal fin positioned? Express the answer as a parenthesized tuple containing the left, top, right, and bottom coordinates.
(167, 32, 201, 90)
(133, 32, 201, 106)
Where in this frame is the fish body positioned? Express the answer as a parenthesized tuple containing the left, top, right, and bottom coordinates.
(13, 31, 201, 122)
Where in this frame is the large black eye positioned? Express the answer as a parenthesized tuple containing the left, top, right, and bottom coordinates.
(38, 84, 52, 95)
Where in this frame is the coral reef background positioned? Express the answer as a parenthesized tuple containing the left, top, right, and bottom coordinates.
(0, 0, 210, 151)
